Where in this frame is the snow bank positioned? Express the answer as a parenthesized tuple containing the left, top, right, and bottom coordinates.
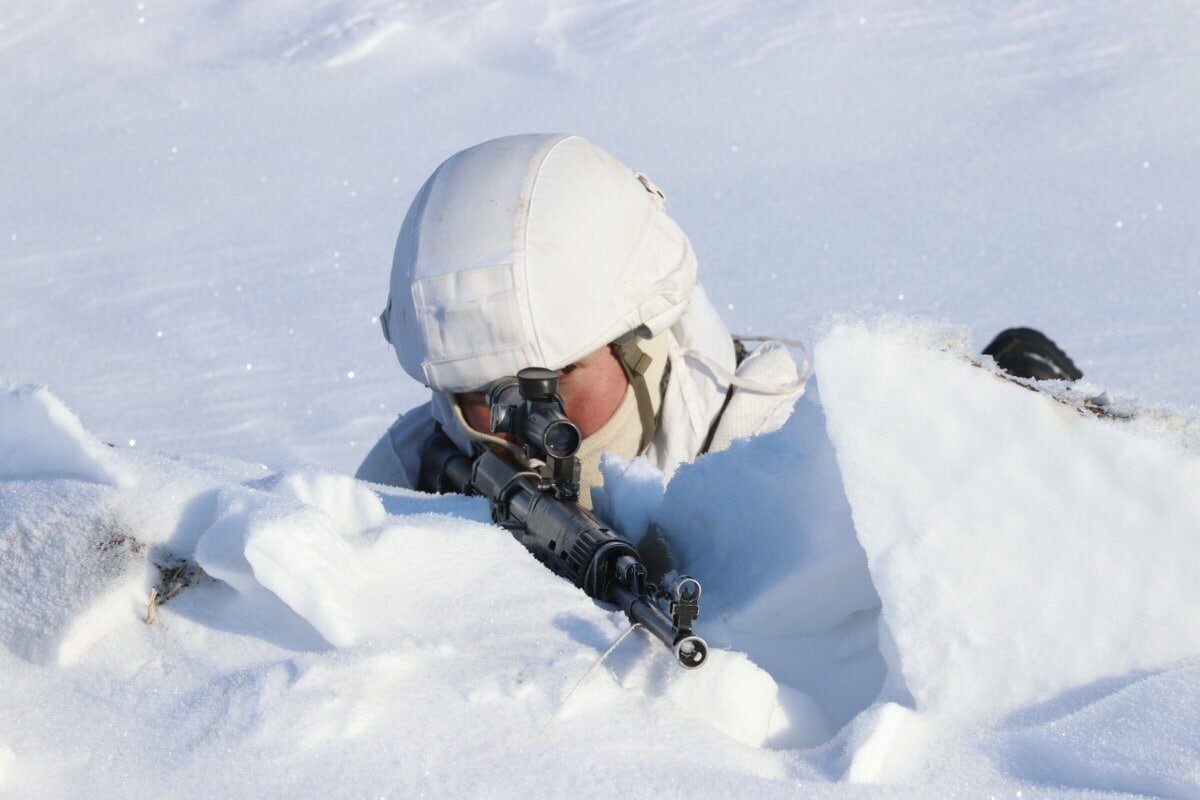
(0, 384, 132, 486)
(0, 386, 811, 795)
(0, 388, 393, 663)
(5, 0, 1200, 793)
(814, 318, 1200, 722)
(7, 355, 1200, 795)
(599, 386, 887, 740)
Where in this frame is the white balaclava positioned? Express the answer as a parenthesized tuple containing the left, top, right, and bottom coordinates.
(380, 134, 737, 481)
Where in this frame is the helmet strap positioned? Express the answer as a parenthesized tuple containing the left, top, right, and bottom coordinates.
(611, 333, 658, 454)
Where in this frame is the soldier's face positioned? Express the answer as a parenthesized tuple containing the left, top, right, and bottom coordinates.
(456, 345, 630, 439)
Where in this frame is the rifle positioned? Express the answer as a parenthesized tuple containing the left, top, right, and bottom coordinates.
(419, 367, 707, 669)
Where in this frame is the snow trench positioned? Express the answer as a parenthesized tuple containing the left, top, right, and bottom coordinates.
(2, 318, 1199, 796)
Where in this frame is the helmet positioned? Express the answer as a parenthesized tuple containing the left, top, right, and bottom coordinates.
(380, 133, 738, 476)
(381, 134, 698, 392)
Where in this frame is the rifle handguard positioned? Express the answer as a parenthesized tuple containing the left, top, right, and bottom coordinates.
(419, 423, 706, 669)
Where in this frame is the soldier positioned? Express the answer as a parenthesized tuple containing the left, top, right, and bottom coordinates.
(356, 133, 804, 505)
(356, 133, 1081, 505)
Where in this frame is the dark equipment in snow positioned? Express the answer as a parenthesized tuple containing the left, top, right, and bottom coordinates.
(419, 367, 707, 669)
(983, 327, 1083, 382)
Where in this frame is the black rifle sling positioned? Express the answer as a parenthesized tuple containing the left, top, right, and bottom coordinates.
(698, 337, 748, 456)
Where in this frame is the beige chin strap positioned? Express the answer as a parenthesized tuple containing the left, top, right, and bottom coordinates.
(611, 331, 667, 455)
(440, 390, 526, 463)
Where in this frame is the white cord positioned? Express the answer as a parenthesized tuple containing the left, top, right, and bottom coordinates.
(733, 333, 810, 351)
(440, 390, 528, 463)
(538, 623, 640, 738)
(677, 334, 812, 396)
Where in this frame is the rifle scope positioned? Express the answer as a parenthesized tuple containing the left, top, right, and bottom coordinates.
(489, 367, 582, 460)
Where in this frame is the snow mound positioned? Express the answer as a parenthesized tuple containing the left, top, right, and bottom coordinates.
(193, 471, 385, 648)
(0, 386, 150, 665)
(0, 384, 132, 487)
(0, 477, 152, 665)
(6, 357, 1200, 793)
(814, 317, 1200, 720)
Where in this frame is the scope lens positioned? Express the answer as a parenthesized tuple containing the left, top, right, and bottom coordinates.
(542, 420, 581, 458)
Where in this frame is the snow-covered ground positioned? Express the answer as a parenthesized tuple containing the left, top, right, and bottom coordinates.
(3, 2, 1199, 797)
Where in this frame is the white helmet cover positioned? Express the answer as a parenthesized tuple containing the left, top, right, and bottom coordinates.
(382, 134, 698, 391)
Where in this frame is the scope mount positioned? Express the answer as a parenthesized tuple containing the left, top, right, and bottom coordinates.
(489, 367, 584, 497)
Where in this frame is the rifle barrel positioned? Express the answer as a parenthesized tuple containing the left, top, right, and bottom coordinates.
(419, 426, 707, 668)
(608, 582, 707, 669)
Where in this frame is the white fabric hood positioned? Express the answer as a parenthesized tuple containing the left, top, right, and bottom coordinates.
(381, 134, 698, 392)
(380, 133, 744, 475)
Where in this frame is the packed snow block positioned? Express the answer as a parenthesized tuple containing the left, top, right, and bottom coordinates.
(0, 384, 133, 487)
(653, 396, 871, 615)
(268, 470, 386, 534)
(814, 318, 1200, 719)
(0, 479, 153, 665)
(194, 475, 374, 648)
(600, 390, 885, 737)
